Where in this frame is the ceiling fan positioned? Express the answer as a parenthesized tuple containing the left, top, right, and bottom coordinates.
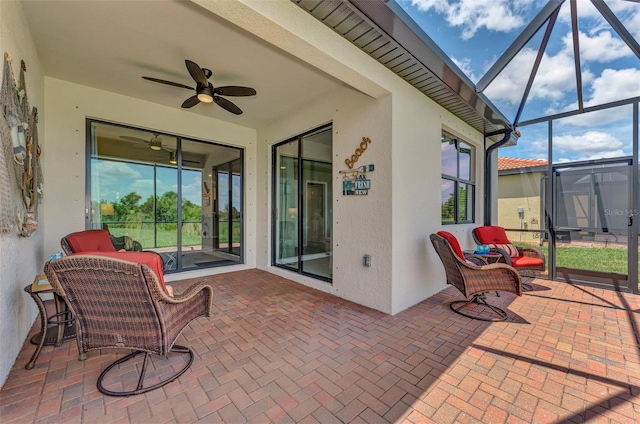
(120, 133, 164, 150)
(119, 134, 200, 165)
(142, 60, 256, 115)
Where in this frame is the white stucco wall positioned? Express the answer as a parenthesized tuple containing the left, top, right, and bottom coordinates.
(214, 0, 487, 314)
(0, 0, 46, 388)
(390, 91, 485, 314)
(257, 87, 393, 312)
(43, 79, 259, 283)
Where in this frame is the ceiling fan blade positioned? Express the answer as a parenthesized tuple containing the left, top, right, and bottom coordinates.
(214, 96, 242, 115)
(215, 86, 256, 97)
(185, 60, 208, 86)
(142, 76, 193, 90)
(120, 135, 150, 143)
(181, 96, 200, 108)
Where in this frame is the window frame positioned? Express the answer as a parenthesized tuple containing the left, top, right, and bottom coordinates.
(441, 131, 476, 225)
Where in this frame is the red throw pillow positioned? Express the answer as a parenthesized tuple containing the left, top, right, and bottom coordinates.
(66, 230, 116, 253)
(437, 231, 465, 260)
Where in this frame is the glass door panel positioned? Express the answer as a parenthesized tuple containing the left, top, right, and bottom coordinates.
(211, 156, 242, 262)
(274, 141, 299, 270)
(178, 138, 203, 270)
(301, 130, 332, 279)
(552, 160, 632, 288)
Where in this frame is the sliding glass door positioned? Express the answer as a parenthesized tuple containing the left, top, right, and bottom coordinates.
(88, 120, 243, 273)
(273, 124, 332, 281)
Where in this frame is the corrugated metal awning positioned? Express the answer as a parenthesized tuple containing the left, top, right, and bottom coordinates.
(292, 0, 512, 137)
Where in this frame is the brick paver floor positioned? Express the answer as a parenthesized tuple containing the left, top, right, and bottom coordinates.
(1, 269, 639, 423)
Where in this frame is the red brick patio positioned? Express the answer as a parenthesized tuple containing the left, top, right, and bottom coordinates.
(1, 269, 639, 423)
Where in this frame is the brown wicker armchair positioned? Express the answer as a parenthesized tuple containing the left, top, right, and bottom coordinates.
(430, 233, 522, 322)
(44, 255, 213, 396)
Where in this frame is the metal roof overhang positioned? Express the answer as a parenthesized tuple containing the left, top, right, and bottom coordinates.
(292, 0, 513, 139)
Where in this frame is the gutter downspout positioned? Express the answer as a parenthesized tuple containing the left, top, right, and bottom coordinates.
(484, 130, 514, 226)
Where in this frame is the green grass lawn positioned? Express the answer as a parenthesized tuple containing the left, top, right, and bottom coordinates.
(108, 221, 240, 249)
(519, 242, 629, 274)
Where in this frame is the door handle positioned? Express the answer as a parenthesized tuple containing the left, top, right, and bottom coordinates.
(555, 227, 581, 231)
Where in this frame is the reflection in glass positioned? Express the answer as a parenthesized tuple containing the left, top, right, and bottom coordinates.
(274, 125, 332, 280)
(441, 134, 457, 177)
(440, 131, 475, 224)
(275, 141, 299, 271)
(458, 183, 473, 222)
(459, 142, 472, 181)
(441, 179, 455, 223)
(89, 120, 243, 273)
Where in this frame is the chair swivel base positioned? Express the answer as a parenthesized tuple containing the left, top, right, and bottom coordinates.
(450, 294, 508, 322)
(97, 345, 193, 396)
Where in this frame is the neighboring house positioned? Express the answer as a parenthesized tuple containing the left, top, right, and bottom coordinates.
(497, 157, 548, 245)
(0, 0, 514, 386)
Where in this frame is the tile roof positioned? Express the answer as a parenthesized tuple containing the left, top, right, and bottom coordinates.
(498, 157, 548, 171)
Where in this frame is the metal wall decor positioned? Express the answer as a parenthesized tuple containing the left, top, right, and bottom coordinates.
(341, 164, 374, 196)
(341, 136, 374, 195)
(0, 52, 43, 237)
(344, 136, 371, 169)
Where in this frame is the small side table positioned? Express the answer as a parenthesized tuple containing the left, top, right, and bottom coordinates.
(464, 250, 505, 264)
(24, 283, 76, 370)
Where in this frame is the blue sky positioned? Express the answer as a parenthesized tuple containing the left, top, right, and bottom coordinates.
(92, 159, 204, 206)
(398, 0, 640, 163)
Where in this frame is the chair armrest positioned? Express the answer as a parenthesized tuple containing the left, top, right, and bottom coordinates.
(516, 246, 545, 261)
(459, 263, 523, 296)
(463, 253, 488, 266)
(489, 247, 513, 265)
(154, 283, 214, 353)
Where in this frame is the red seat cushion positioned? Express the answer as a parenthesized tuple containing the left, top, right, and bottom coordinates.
(437, 231, 465, 260)
(69, 251, 168, 295)
(474, 226, 511, 245)
(65, 230, 116, 253)
(510, 256, 544, 268)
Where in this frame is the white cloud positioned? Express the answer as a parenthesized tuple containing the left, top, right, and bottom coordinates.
(586, 68, 640, 106)
(555, 149, 627, 163)
(626, 8, 640, 41)
(552, 131, 625, 160)
(553, 68, 640, 126)
(410, 0, 532, 39)
(451, 56, 478, 82)
(484, 46, 594, 105)
(563, 31, 634, 63)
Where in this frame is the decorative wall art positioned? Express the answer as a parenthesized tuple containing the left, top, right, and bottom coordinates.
(341, 164, 374, 196)
(0, 52, 43, 237)
(341, 136, 374, 195)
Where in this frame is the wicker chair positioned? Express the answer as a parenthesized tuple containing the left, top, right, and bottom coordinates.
(472, 226, 545, 277)
(44, 255, 213, 396)
(430, 233, 522, 322)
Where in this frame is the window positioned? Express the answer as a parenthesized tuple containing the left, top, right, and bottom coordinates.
(87, 120, 243, 273)
(441, 131, 475, 224)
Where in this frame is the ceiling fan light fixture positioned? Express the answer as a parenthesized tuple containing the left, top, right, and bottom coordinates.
(197, 86, 214, 103)
(149, 138, 162, 150)
(169, 151, 177, 165)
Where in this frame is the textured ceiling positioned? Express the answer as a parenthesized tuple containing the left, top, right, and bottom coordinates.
(21, 0, 345, 129)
